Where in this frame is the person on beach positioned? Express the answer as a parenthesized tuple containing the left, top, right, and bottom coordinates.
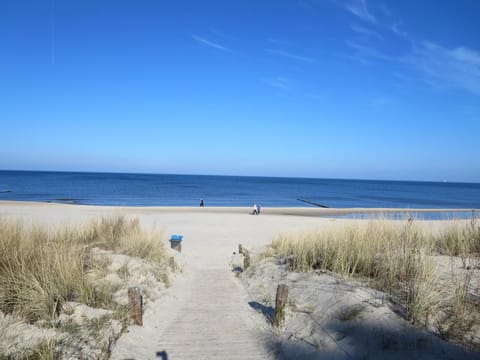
(257, 204, 261, 214)
(251, 204, 258, 215)
(200, 198, 204, 207)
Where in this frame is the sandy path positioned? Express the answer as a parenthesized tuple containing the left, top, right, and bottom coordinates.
(107, 209, 342, 360)
(160, 269, 270, 358)
(111, 268, 274, 359)
(110, 212, 291, 360)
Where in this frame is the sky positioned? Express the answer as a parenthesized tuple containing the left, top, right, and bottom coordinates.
(1, 0, 479, 182)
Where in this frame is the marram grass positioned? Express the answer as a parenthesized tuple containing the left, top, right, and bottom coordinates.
(269, 218, 480, 324)
(0, 216, 166, 322)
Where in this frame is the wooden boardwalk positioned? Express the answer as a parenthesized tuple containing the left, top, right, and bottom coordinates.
(111, 213, 283, 360)
(111, 267, 274, 360)
(155, 269, 273, 359)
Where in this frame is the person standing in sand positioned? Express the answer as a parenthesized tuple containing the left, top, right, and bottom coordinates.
(200, 198, 204, 207)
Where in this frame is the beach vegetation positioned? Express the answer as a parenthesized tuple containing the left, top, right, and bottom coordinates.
(434, 216, 480, 266)
(0, 216, 168, 358)
(267, 217, 480, 346)
(27, 339, 57, 360)
(116, 261, 130, 281)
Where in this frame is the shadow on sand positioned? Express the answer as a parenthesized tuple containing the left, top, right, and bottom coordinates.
(249, 301, 275, 323)
(259, 311, 480, 360)
(156, 350, 168, 359)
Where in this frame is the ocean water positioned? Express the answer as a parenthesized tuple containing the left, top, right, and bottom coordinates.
(0, 171, 479, 212)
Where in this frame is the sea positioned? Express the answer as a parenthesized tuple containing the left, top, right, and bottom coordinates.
(0, 170, 479, 219)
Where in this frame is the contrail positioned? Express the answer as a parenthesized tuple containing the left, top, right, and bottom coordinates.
(50, 0, 55, 64)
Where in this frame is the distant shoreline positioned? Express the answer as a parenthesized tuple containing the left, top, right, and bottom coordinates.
(0, 200, 477, 219)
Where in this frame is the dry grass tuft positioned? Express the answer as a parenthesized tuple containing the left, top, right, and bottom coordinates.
(84, 217, 166, 263)
(0, 216, 166, 322)
(434, 216, 480, 266)
(0, 220, 97, 321)
(269, 218, 479, 327)
(28, 338, 57, 360)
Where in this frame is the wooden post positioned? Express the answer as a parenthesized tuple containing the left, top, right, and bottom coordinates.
(128, 287, 143, 326)
(243, 248, 250, 270)
(274, 284, 288, 327)
(168, 256, 176, 271)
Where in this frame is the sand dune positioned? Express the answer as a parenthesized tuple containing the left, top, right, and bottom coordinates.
(1, 202, 478, 359)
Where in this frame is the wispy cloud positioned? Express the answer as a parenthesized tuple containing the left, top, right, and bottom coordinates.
(371, 97, 394, 107)
(379, 3, 391, 16)
(337, 1, 480, 96)
(391, 23, 410, 40)
(267, 38, 292, 46)
(263, 77, 292, 90)
(345, 37, 480, 96)
(408, 42, 480, 95)
(345, 40, 391, 61)
(344, 0, 376, 24)
(265, 49, 316, 63)
(304, 92, 324, 100)
(192, 35, 230, 52)
(350, 24, 383, 40)
(392, 72, 415, 83)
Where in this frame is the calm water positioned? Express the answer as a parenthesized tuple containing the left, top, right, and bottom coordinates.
(0, 171, 479, 212)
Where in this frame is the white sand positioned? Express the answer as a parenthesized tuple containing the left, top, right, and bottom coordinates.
(0, 202, 333, 359)
(0, 202, 478, 359)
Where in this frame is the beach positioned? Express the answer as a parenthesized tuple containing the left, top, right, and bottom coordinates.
(3, 0, 480, 357)
(1, 201, 479, 359)
(0, 201, 353, 275)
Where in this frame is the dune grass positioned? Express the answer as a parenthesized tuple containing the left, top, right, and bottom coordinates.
(269, 217, 480, 325)
(85, 216, 166, 263)
(0, 216, 166, 322)
(434, 217, 480, 266)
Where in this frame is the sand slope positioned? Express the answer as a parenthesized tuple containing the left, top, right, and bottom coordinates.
(2, 202, 478, 359)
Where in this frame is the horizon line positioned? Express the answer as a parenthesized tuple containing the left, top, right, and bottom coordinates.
(0, 168, 478, 185)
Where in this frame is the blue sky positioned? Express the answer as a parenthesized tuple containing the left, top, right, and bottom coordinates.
(1, 0, 479, 182)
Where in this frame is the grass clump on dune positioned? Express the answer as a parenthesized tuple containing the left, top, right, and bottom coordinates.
(0, 222, 97, 321)
(85, 216, 166, 263)
(434, 217, 480, 263)
(0, 216, 166, 322)
(269, 218, 479, 326)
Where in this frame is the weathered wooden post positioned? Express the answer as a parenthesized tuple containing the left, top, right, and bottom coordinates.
(128, 287, 143, 326)
(274, 284, 288, 327)
(243, 248, 250, 270)
(168, 256, 176, 271)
